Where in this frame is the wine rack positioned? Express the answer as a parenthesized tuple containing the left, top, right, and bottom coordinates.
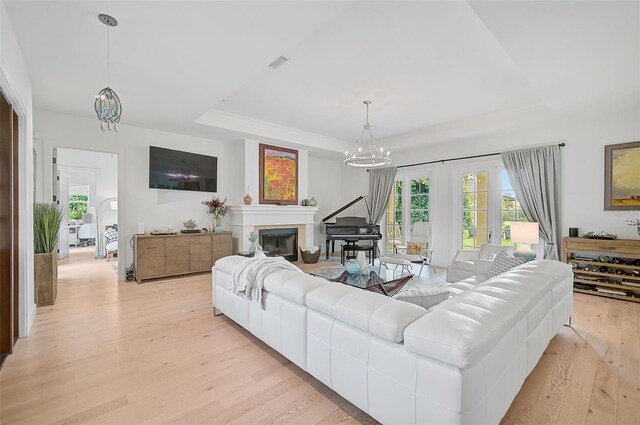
(561, 237, 640, 303)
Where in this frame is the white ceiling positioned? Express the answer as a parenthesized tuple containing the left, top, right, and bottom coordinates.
(5, 1, 639, 152)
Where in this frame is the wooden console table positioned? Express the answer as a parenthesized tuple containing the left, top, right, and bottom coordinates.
(134, 232, 232, 283)
(561, 236, 640, 303)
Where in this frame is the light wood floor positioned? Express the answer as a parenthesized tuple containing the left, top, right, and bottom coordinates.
(0, 248, 638, 425)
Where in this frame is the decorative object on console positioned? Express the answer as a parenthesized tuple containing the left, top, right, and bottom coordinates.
(569, 227, 579, 237)
(308, 196, 317, 207)
(511, 222, 539, 262)
(343, 100, 391, 168)
(94, 14, 122, 132)
(486, 250, 525, 278)
(247, 231, 262, 254)
(604, 141, 640, 211)
(202, 197, 229, 232)
(137, 223, 145, 235)
(150, 228, 177, 235)
(182, 219, 198, 230)
(243, 186, 252, 205)
(582, 231, 617, 240)
(627, 219, 640, 237)
(259, 143, 298, 205)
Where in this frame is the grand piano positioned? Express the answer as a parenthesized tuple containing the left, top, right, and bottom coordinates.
(322, 196, 382, 261)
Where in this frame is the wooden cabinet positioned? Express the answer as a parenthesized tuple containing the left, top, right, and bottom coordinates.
(134, 232, 232, 283)
(561, 236, 640, 303)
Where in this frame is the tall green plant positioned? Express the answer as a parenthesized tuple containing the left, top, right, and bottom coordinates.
(34, 203, 63, 254)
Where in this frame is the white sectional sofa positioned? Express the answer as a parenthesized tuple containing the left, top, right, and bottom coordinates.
(212, 257, 572, 424)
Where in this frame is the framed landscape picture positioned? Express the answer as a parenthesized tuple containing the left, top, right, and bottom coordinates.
(259, 143, 298, 205)
(605, 141, 640, 211)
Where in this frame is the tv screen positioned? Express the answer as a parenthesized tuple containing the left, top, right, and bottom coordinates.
(149, 146, 218, 192)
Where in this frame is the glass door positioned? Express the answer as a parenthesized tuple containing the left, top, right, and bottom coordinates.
(384, 179, 403, 254)
(461, 171, 490, 250)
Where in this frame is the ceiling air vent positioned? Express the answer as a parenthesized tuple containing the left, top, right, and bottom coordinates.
(268, 56, 290, 70)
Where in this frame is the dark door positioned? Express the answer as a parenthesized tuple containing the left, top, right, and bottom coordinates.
(0, 89, 19, 357)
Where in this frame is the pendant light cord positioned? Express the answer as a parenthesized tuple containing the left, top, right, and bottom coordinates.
(107, 24, 110, 87)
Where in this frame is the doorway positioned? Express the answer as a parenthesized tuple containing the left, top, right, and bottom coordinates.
(53, 148, 119, 273)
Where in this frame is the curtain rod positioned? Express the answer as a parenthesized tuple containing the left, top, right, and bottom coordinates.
(367, 142, 566, 171)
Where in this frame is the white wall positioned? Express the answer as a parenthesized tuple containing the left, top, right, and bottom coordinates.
(351, 107, 640, 267)
(0, 0, 36, 336)
(34, 108, 244, 278)
(307, 156, 343, 246)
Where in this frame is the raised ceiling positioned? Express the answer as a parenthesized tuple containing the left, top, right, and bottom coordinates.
(5, 1, 639, 153)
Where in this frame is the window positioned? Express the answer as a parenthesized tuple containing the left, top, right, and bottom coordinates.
(69, 194, 88, 220)
(462, 172, 488, 250)
(385, 180, 403, 254)
(501, 170, 528, 247)
(410, 178, 430, 224)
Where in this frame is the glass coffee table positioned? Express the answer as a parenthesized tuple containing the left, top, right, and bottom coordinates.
(310, 267, 412, 297)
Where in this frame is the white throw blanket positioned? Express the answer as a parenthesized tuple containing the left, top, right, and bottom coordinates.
(229, 251, 302, 304)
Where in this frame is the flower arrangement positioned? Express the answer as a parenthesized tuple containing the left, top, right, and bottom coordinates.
(627, 219, 640, 236)
(202, 197, 229, 218)
(247, 231, 258, 243)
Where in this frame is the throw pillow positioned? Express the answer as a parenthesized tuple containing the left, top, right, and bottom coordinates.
(486, 250, 525, 278)
(407, 242, 427, 255)
(103, 228, 118, 243)
(393, 287, 449, 310)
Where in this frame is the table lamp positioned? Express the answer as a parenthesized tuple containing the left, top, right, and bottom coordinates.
(511, 222, 539, 262)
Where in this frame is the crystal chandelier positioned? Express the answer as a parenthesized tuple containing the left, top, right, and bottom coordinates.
(94, 14, 122, 132)
(343, 100, 391, 168)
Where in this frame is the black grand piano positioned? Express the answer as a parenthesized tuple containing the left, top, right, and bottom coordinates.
(322, 196, 382, 261)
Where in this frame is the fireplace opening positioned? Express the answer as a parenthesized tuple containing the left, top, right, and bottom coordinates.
(259, 228, 298, 262)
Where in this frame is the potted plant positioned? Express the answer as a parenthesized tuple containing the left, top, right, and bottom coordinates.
(34, 203, 63, 306)
(202, 197, 229, 232)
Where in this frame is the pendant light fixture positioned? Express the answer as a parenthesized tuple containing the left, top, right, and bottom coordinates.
(343, 100, 391, 168)
(94, 14, 122, 132)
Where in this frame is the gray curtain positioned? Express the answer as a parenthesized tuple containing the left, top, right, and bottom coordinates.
(368, 167, 397, 225)
(501, 145, 561, 260)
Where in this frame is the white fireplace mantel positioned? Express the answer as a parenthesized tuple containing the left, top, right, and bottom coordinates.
(228, 205, 319, 252)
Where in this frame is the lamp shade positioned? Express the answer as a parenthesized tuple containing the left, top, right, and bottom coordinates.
(510, 222, 539, 244)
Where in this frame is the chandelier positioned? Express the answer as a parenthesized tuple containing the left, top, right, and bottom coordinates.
(94, 14, 122, 132)
(343, 100, 391, 168)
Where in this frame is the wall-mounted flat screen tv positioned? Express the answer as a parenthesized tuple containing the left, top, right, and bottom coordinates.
(149, 146, 218, 192)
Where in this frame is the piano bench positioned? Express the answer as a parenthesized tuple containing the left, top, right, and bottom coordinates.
(341, 244, 375, 266)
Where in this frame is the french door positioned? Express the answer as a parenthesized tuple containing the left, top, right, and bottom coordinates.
(457, 164, 527, 251)
(384, 174, 431, 254)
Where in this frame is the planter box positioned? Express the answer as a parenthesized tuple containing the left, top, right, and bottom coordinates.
(35, 252, 57, 306)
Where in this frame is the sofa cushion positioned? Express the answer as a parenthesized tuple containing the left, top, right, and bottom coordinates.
(306, 284, 427, 343)
(263, 271, 330, 305)
(393, 287, 449, 310)
(445, 275, 485, 296)
(214, 255, 248, 275)
(486, 251, 524, 278)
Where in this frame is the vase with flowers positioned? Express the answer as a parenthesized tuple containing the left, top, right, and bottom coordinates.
(202, 197, 229, 232)
(247, 231, 262, 254)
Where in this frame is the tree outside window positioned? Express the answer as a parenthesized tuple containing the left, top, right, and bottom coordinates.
(69, 195, 88, 220)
